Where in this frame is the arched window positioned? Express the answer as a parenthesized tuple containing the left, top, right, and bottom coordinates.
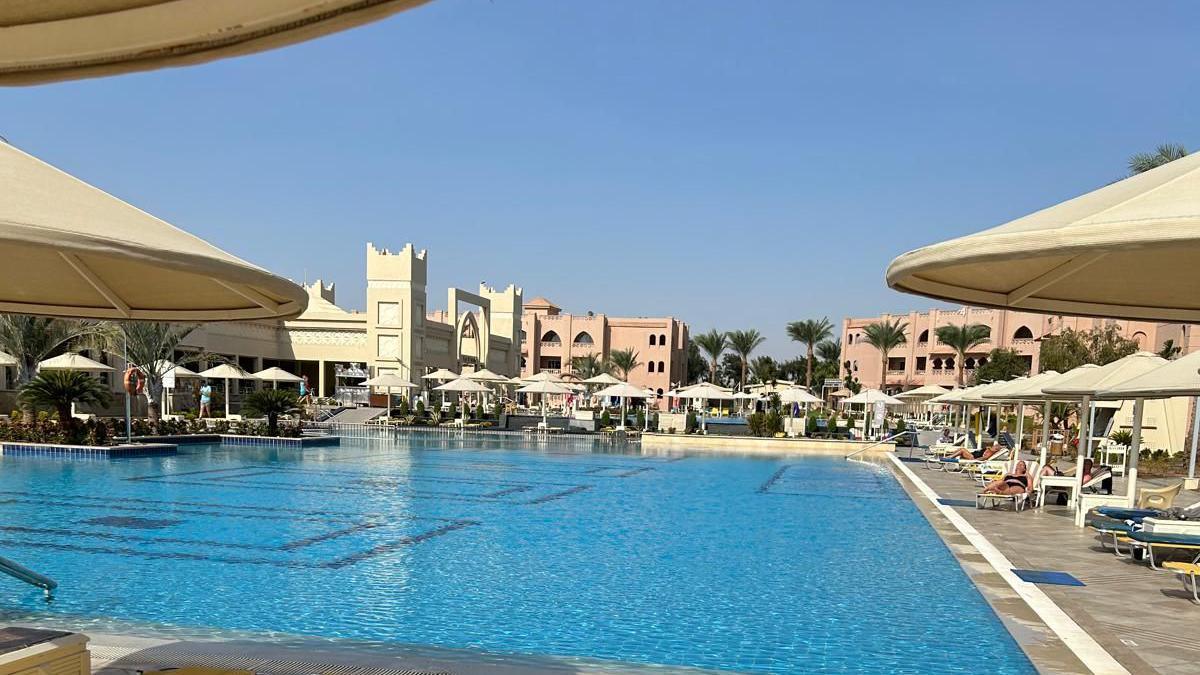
(573, 331, 594, 345)
(1013, 326, 1033, 340)
(658, 361, 665, 372)
(1132, 331, 1147, 348)
(520, 330, 527, 342)
(659, 334, 667, 346)
(918, 329, 929, 343)
(649, 334, 657, 346)
(648, 362, 656, 373)
(656, 388, 664, 396)
(945, 357, 955, 370)
(978, 357, 988, 366)
(542, 331, 561, 343)
(932, 358, 943, 370)
(964, 357, 976, 369)
(848, 334, 854, 344)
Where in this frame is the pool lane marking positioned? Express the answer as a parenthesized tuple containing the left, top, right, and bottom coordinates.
(886, 454, 1129, 675)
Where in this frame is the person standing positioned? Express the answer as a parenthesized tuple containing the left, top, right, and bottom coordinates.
(199, 382, 212, 418)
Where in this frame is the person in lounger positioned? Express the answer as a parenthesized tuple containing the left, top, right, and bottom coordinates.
(947, 441, 1003, 461)
(982, 460, 1031, 495)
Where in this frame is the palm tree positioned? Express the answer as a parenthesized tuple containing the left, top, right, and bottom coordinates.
(608, 348, 641, 381)
(862, 319, 908, 390)
(816, 340, 840, 365)
(0, 314, 107, 421)
(934, 323, 991, 386)
(570, 354, 613, 380)
(1159, 338, 1183, 360)
(1129, 143, 1187, 175)
(114, 322, 199, 433)
(692, 329, 728, 384)
(750, 356, 778, 385)
(242, 388, 299, 437)
(726, 329, 766, 390)
(19, 370, 112, 442)
(786, 318, 833, 390)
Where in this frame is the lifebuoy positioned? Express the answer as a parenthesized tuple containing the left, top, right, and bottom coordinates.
(123, 367, 145, 396)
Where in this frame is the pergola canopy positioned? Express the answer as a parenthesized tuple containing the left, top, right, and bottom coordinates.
(1, 142, 307, 321)
(1095, 350, 1200, 400)
(887, 152, 1200, 322)
(1042, 352, 1167, 398)
(0, 0, 434, 85)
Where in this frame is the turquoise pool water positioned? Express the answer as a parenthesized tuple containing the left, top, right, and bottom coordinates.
(0, 433, 1033, 673)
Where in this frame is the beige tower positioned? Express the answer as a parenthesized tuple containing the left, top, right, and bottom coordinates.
(365, 243, 427, 381)
(479, 282, 523, 373)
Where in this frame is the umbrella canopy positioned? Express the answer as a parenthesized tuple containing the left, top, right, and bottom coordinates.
(593, 382, 650, 399)
(927, 385, 977, 404)
(954, 379, 1023, 404)
(143, 361, 200, 379)
(421, 368, 459, 381)
(523, 371, 565, 383)
(1095, 350, 1200, 400)
(887, 152, 1200, 322)
(843, 389, 904, 405)
(253, 367, 304, 383)
(828, 388, 853, 398)
(583, 373, 623, 386)
(895, 384, 951, 399)
(463, 368, 508, 382)
(0, 0, 434, 85)
(0, 143, 307, 321)
(779, 388, 823, 404)
(516, 380, 573, 396)
(732, 391, 762, 400)
(980, 371, 1058, 401)
(199, 363, 257, 380)
(1042, 352, 1168, 398)
(674, 384, 735, 401)
(434, 377, 491, 393)
(38, 352, 113, 371)
(0, 351, 15, 366)
(361, 373, 418, 389)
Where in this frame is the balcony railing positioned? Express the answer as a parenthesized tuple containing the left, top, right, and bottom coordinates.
(539, 341, 562, 349)
(572, 342, 596, 350)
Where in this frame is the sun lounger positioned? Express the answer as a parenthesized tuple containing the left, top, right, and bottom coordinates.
(940, 447, 1012, 473)
(1038, 468, 1111, 509)
(976, 462, 1040, 512)
(1163, 562, 1200, 603)
(1126, 530, 1200, 569)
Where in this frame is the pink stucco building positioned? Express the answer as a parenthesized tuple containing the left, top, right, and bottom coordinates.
(841, 307, 1200, 393)
(520, 297, 689, 407)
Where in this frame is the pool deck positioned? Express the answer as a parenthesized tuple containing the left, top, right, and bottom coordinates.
(892, 453, 1200, 674)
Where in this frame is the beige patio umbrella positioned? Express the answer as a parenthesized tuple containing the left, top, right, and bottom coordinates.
(0, 142, 307, 320)
(895, 384, 950, 399)
(434, 377, 491, 425)
(38, 352, 115, 420)
(583, 373, 622, 386)
(199, 363, 257, 418)
(0, 351, 16, 366)
(464, 368, 508, 383)
(593, 382, 649, 431)
(0, 1, 435, 85)
(361, 372, 417, 420)
(422, 368, 459, 381)
(253, 366, 304, 389)
(674, 383, 735, 434)
(523, 371, 565, 383)
(887, 152, 1200, 322)
(516, 380, 573, 427)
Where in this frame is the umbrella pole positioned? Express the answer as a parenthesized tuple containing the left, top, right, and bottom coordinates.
(1073, 395, 1092, 526)
(225, 377, 231, 418)
(1189, 396, 1200, 483)
(1126, 398, 1144, 506)
(123, 334, 132, 442)
(1040, 401, 1052, 468)
(1012, 405, 1024, 472)
(620, 396, 627, 431)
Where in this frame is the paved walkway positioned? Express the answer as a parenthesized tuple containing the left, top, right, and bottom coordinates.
(905, 455, 1200, 674)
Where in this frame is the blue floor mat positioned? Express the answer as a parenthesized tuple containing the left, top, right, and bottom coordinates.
(1012, 569, 1085, 586)
(937, 498, 976, 508)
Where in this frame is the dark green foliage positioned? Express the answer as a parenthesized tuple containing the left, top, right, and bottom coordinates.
(241, 388, 299, 437)
(19, 370, 112, 444)
(972, 348, 1030, 385)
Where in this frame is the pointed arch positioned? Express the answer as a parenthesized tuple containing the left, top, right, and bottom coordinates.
(1012, 325, 1033, 340)
(541, 330, 561, 343)
(918, 329, 929, 343)
(573, 331, 594, 345)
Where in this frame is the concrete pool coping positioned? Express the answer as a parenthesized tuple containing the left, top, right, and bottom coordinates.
(880, 455, 1130, 675)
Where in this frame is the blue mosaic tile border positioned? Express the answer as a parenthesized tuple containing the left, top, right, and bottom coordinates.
(218, 435, 340, 448)
(0, 442, 178, 459)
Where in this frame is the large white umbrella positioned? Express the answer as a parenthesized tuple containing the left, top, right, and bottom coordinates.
(422, 368, 459, 381)
(517, 380, 573, 427)
(0, 143, 306, 321)
(895, 384, 951, 399)
(843, 389, 904, 405)
(254, 366, 304, 389)
(593, 382, 649, 431)
(38, 352, 113, 372)
(361, 373, 418, 420)
(674, 384, 735, 433)
(887, 151, 1200, 322)
(779, 388, 822, 404)
(0, 1, 434, 85)
(199, 364, 258, 418)
(464, 368, 508, 382)
(523, 371, 565, 383)
(434, 377, 492, 425)
(0, 351, 16, 366)
(583, 373, 623, 386)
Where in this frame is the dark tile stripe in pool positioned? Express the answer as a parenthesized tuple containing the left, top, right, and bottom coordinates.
(526, 485, 591, 504)
(128, 477, 587, 505)
(0, 521, 381, 552)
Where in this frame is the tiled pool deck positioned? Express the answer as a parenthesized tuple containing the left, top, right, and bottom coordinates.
(896, 453, 1200, 674)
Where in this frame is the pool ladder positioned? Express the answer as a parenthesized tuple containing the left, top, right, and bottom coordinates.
(844, 430, 916, 460)
(0, 554, 57, 599)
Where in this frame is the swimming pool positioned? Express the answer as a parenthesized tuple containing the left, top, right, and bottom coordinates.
(0, 433, 1033, 673)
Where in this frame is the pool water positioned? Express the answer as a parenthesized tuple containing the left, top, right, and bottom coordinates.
(0, 434, 1033, 673)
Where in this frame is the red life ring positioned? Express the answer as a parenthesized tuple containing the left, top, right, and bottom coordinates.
(123, 367, 145, 396)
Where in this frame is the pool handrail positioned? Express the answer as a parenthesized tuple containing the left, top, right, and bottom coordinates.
(0, 554, 56, 598)
(844, 430, 915, 460)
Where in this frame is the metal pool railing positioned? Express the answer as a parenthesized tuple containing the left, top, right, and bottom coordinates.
(308, 421, 640, 446)
(844, 430, 917, 460)
(0, 554, 56, 598)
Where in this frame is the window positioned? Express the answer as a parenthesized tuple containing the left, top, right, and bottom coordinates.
(918, 329, 929, 343)
(964, 357, 976, 369)
(887, 357, 905, 372)
(538, 357, 561, 370)
(658, 360, 665, 372)
(659, 334, 667, 346)
(978, 356, 988, 366)
(520, 330, 527, 342)
(848, 334, 854, 344)
(656, 388, 664, 396)
(573, 331, 594, 345)
(542, 331, 561, 343)
(945, 357, 955, 370)
(1013, 326, 1033, 340)
(932, 358, 942, 370)
(648, 362, 656, 373)
(649, 334, 657, 346)
(916, 356, 927, 371)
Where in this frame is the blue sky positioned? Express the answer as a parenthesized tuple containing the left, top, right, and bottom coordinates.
(4, 1, 1198, 358)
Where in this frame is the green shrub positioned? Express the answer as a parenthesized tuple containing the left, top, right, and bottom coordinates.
(747, 412, 766, 437)
(765, 410, 783, 436)
(636, 409, 646, 430)
(1109, 429, 1133, 446)
(685, 410, 698, 434)
(601, 409, 612, 428)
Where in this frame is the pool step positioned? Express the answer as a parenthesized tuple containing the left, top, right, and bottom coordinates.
(90, 644, 449, 675)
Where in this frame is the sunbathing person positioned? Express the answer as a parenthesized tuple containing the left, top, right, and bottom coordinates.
(946, 441, 1003, 461)
(982, 461, 1032, 495)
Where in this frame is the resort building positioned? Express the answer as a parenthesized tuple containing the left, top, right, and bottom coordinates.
(520, 297, 689, 406)
(0, 243, 522, 411)
(841, 306, 1195, 393)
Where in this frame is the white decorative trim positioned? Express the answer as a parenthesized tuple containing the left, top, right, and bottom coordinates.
(288, 330, 367, 347)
